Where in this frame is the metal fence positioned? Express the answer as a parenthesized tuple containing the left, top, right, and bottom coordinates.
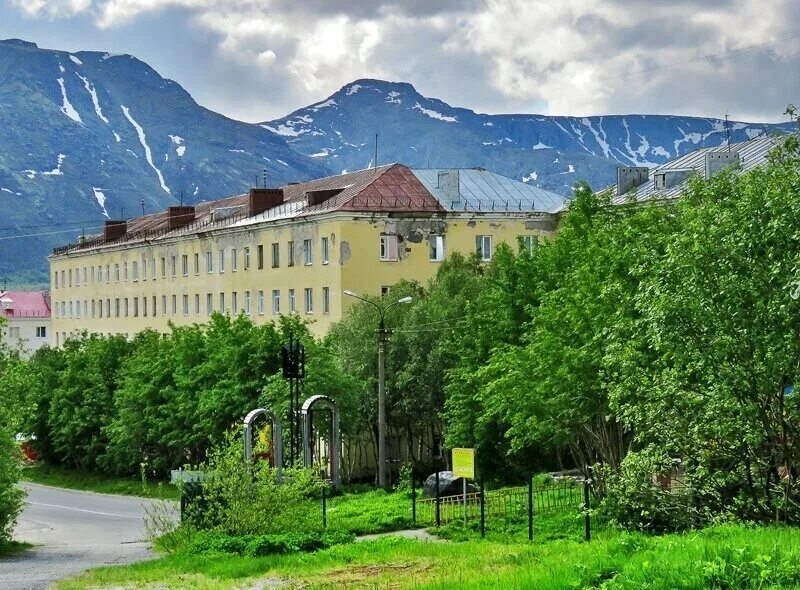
(411, 476, 594, 541)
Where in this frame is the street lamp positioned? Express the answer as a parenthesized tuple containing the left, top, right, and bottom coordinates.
(344, 289, 412, 488)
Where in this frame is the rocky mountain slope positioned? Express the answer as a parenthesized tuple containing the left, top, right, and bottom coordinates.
(0, 39, 326, 285)
(263, 79, 792, 195)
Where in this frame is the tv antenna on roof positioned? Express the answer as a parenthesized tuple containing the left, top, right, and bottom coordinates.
(374, 132, 379, 168)
(141, 199, 145, 216)
(262, 168, 268, 188)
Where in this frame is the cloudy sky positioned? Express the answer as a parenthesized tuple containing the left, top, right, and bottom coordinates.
(2, 0, 798, 123)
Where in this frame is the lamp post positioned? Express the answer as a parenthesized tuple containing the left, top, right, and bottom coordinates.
(344, 289, 412, 488)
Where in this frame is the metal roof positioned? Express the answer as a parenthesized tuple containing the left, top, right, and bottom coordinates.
(412, 168, 568, 214)
(612, 135, 786, 205)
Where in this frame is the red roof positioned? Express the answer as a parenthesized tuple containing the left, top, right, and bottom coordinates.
(0, 291, 51, 318)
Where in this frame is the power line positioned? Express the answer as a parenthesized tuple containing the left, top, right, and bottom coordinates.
(0, 226, 104, 242)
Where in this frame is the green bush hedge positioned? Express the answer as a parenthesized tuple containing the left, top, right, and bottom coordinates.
(186, 529, 355, 557)
(0, 429, 24, 546)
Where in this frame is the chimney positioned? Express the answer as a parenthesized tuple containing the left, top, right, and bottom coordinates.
(437, 169, 460, 208)
(167, 206, 195, 230)
(104, 220, 127, 241)
(249, 188, 284, 216)
(306, 188, 343, 207)
(705, 152, 739, 179)
(653, 169, 694, 190)
(616, 166, 649, 196)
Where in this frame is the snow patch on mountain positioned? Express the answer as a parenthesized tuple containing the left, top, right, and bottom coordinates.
(523, 171, 538, 183)
(56, 76, 82, 123)
(582, 117, 610, 159)
(532, 142, 551, 150)
(121, 105, 170, 194)
(93, 187, 109, 218)
(386, 91, 401, 104)
(413, 103, 457, 123)
(76, 73, 109, 124)
(168, 135, 186, 156)
(345, 84, 362, 95)
(42, 154, 66, 176)
(69, 55, 82, 66)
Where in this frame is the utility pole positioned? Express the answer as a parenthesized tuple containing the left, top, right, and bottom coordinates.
(377, 317, 388, 489)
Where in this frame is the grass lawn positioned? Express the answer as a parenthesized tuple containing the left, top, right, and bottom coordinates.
(58, 524, 800, 589)
(20, 463, 180, 500)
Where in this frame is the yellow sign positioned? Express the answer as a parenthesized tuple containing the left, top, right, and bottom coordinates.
(452, 447, 475, 479)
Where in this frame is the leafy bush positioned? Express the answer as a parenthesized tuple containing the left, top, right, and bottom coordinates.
(600, 451, 698, 533)
(184, 431, 325, 537)
(0, 427, 24, 546)
(186, 529, 354, 557)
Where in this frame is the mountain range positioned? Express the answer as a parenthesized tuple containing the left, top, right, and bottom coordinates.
(0, 38, 793, 286)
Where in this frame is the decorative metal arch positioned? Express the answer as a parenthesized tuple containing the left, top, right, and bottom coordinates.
(243, 408, 283, 470)
(301, 395, 341, 488)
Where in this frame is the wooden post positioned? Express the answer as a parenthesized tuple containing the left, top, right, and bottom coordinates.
(480, 477, 485, 538)
(528, 476, 534, 542)
(435, 471, 441, 527)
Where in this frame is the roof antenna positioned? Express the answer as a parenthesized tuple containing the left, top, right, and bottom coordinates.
(141, 199, 145, 216)
(724, 110, 731, 151)
(262, 168, 268, 188)
(180, 189, 184, 206)
(374, 132, 379, 168)
(120, 206, 125, 219)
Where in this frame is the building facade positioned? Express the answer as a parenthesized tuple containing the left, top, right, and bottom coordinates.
(49, 164, 566, 344)
(0, 290, 51, 357)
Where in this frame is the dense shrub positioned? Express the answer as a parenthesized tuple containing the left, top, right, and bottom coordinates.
(186, 529, 354, 556)
(0, 427, 24, 546)
(184, 432, 325, 537)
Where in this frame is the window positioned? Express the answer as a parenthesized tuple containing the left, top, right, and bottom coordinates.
(231, 248, 238, 272)
(232, 291, 238, 313)
(322, 236, 330, 264)
(381, 285, 390, 296)
(206, 293, 213, 316)
(476, 235, 493, 261)
(206, 251, 213, 273)
(91, 300, 95, 318)
(304, 239, 313, 265)
(151, 258, 156, 280)
(258, 290, 265, 315)
(143, 297, 147, 317)
(83, 267, 87, 284)
(287, 241, 295, 267)
(142, 259, 147, 280)
(132, 260, 138, 281)
(182, 254, 189, 276)
(304, 288, 313, 314)
(162, 295, 167, 316)
(133, 297, 139, 317)
(323, 286, 330, 314)
(60, 270, 65, 287)
(115, 298, 120, 317)
(194, 294, 200, 316)
(243, 247, 250, 270)
(171, 256, 177, 277)
(123, 262, 128, 282)
(106, 299, 110, 317)
(152, 295, 157, 316)
(257, 245, 264, 269)
(191, 253, 198, 275)
(69, 301, 73, 317)
(219, 292, 226, 313)
(289, 289, 296, 312)
(124, 298, 129, 317)
(55, 272, 59, 288)
(161, 257, 166, 278)
(380, 235, 399, 261)
(519, 235, 539, 253)
(219, 249, 225, 273)
(9, 327, 19, 339)
(91, 267, 95, 283)
(271, 243, 280, 268)
(183, 294, 189, 316)
(429, 235, 445, 262)
(114, 264, 120, 282)
(172, 295, 177, 316)
(272, 290, 280, 314)
(36, 326, 47, 338)
(244, 291, 251, 315)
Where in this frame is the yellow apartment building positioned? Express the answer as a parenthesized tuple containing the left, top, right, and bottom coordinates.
(49, 164, 566, 345)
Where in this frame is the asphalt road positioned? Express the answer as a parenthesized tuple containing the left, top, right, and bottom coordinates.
(1, 483, 165, 590)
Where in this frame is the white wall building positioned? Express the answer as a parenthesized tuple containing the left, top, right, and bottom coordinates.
(0, 291, 51, 357)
